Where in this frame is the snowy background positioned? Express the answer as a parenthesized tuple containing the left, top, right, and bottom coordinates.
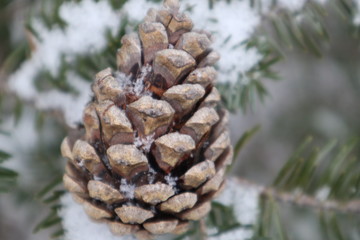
(1, 0, 360, 239)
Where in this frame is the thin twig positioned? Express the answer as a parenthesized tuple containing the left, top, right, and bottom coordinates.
(199, 218, 208, 240)
(234, 177, 360, 215)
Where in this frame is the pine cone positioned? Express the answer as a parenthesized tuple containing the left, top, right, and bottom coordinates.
(61, 0, 233, 239)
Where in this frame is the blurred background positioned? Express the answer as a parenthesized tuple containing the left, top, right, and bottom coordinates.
(0, 0, 359, 240)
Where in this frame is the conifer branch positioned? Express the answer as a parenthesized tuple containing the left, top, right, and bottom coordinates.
(199, 219, 208, 240)
(235, 178, 360, 215)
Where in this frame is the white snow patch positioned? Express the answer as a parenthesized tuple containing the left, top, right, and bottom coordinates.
(215, 178, 260, 225)
(93, 175, 102, 181)
(122, 0, 262, 84)
(164, 174, 178, 193)
(0, 110, 39, 186)
(180, 0, 329, 84)
(122, 0, 158, 23)
(314, 0, 328, 5)
(133, 78, 145, 96)
(315, 186, 330, 201)
(35, 72, 92, 126)
(114, 64, 152, 97)
(8, 0, 332, 124)
(119, 179, 136, 199)
(115, 71, 133, 89)
(134, 133, 155, 153)
(60, 194, 137, 240)
(134, 65, 152, 96)
(259, 0, 327, 12)
(78, 159, 85, 168)
(147, 167, 156, 184)
(276, 0, 308, 11)
(355, 15, 360, 26)
(182, 0, 262, 84)
(121, 0, 328, 84)
(60, 178, 261, 240)
(164, 174, 178, 188)
(354, 0, 360, 25)
(8, 0, 120, 126)
(60, 193, 175, 240)
(208, 177, 261, 240)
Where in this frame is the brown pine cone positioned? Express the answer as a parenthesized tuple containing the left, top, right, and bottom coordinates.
(61, 0, 233, 239)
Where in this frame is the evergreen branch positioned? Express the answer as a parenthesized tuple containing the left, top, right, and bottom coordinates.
(259, 0, 356, 57)
(243, 138, 359, 216)
(272, 138, 360, 202)
(263, 183, 360, 214)
(235, 178, 360, 215)
(34, 176, 64, 239)
(199, 219, 208, 240)
(207, 202, 242, 237)
(233, 125, 261, 161)
(217, 35, 281, 112)
(0, 142, 17, 193)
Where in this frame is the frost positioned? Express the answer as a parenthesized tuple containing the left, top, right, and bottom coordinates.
(314, 0, 328, 5)
(122, 0, 158, 23)
(78, 159, 85, 168)
(180, 0, 328, 84)
(0, 109, 39, 187)
(147, 167, 156, 184)
(93, 175, 102, 181)
(133, 78, 145, 96)
(215, 178, 260, 225)
(114, 65, 152, 97)
(119, 179, 136, 199)
(164, 174, 178, 191)
(35, 72, 92, 126)
(114, 71, 133, 91)
(181, 0, 262, 84)
(8, 0, 120, 127)
(60, 177, 260, 240)
(134, 133, 155, 153)
(121, 0, 263, 84)
(134, 65, 152, 96)
(355, 15, 360, 26)
(60, 194, 138, 240)
(208, 178, 261, 240)
(259, 0, 327, 12)
(275, 0, 308, 11)
(354, 0, 360, 25)
(315, 186, 330, 201)
(60, 194, 172, 240)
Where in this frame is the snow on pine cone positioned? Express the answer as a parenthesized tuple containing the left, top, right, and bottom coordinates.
(60, 0, 233, 239)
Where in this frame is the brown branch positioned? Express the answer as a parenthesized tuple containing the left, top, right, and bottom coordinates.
(199, 218, 208, 240)
(234, 177, 360, 215)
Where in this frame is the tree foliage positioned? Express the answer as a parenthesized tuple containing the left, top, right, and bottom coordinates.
(255, 137, 360, 240)
(1, 0, 360, 240)
(0, 149, 17, 193)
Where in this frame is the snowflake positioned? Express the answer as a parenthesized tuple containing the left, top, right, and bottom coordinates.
(119, 179, 136, 199)
(164, 174, 178, 193)
(147, 167, 156, 184)
(134, 65, 152, 96)
(93, 175, 102, 181)
(134, 133, 155, 153)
